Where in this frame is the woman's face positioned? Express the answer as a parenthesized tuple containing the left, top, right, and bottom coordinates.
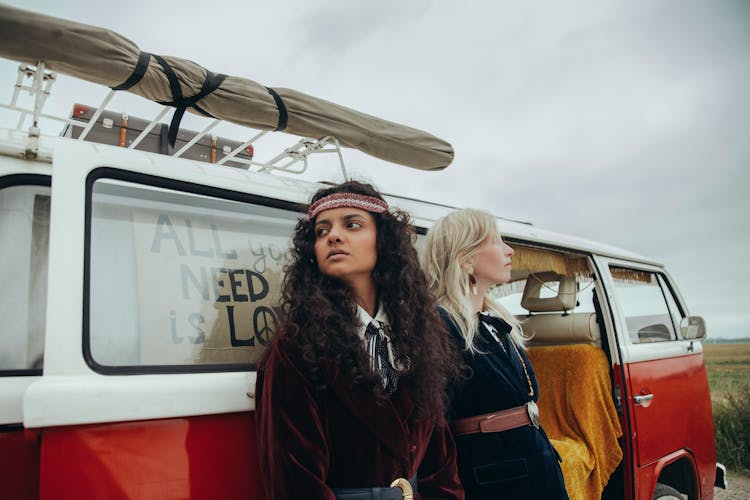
(469, 231, 515, 287)
(313, 206, 378, 287)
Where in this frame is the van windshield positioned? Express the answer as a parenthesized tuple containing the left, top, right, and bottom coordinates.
(0, 182, 50, 373)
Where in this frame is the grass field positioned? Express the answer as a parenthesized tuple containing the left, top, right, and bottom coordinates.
(704, 343, 750, 473)
(704, 343, 750, 401)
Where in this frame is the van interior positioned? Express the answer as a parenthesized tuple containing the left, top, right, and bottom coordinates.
(490, 244, 623, 500)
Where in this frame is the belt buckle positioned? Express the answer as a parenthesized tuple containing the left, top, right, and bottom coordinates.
(390, 477, 414, 500)
(526, 401, 540, 429)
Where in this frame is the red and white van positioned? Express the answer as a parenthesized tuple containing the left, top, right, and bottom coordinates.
(0, 58, 725, 500)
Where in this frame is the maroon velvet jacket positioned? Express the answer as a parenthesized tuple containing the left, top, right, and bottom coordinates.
(256, 334, 464, 500)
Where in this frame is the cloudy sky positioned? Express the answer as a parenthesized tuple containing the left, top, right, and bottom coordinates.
(1, 0, 748, 339)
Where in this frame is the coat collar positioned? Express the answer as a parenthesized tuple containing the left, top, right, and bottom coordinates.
(440, 307, 532, 404)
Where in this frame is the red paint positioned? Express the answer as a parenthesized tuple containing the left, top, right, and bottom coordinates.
(626, 352, 716, 498)
(72, 103, 90, 117)
(6, 358, 716, 500)
(0, 428, 40, 500)
(39, 412, 265, 500)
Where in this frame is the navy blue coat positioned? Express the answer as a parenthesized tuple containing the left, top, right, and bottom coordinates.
(442, 309, 568, 500)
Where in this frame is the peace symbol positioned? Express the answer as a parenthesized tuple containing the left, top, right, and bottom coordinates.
(253, 306, 278, 346)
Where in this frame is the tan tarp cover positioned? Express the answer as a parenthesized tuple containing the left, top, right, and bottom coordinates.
(0, 4, 454, 170)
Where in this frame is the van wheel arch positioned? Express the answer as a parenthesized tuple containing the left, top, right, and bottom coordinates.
(653, 482, 682, 499)
(654, 455, 698, 499)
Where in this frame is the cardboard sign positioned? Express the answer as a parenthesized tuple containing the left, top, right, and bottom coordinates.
(132, 208, 292, 366)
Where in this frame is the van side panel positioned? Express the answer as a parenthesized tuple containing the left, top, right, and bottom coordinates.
(0, 429, 40, 500)
(626, 353, 716, 498)
(39, 413, 265, 500)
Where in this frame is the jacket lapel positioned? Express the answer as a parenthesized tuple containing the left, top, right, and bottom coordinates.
(321, 361, 410, 461)
(475, 321, 530, 403)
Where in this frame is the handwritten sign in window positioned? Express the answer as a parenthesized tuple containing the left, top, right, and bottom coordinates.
(89, 179, 298, 368)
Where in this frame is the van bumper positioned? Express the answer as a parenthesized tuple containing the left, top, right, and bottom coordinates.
(715, 463, 727, 489)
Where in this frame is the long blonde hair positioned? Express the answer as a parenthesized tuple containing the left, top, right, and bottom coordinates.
(422, 208, 524, 352)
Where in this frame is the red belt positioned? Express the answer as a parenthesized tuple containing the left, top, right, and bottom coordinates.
(452, 401, 540, 436)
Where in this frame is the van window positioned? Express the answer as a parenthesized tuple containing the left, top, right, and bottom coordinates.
(609, 266, 678, 343)
(87, 177, 299, 372)
(0, 182, 50, 373)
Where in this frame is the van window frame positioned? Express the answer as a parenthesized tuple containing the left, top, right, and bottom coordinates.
(0, 174, 51, 377)
(607, 264, 686, 345)
(82, 167, 306, 375)
(593, 255, 694, 359)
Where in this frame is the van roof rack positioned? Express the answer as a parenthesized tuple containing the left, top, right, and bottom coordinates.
(0, 62, 349, 179)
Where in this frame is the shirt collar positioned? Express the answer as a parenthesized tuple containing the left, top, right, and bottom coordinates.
(357, 303, 390, 339)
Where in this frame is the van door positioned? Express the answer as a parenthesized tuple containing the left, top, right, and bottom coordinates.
(595, 257, 716, 499)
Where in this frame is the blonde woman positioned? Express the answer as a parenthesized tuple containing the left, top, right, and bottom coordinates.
(422, 209, 567, 500)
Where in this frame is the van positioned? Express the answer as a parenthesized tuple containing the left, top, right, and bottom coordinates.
(0, 29, 725, 500)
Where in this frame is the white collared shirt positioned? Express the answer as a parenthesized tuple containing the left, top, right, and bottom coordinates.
(356, 303, 390, 339)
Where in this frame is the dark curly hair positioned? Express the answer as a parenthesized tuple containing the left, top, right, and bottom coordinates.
(279, 180, 460, 420)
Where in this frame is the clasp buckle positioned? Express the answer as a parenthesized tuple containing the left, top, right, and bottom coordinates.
(526, 401, 540, 429)
(390, 477, 414, 500)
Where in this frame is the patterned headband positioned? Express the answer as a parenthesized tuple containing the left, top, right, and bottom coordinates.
(307, 192, 389, 219)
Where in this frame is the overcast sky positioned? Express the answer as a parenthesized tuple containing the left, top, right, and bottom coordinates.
(1, 0, 748, 339)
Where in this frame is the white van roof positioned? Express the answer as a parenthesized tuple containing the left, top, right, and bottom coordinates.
(389, 194, 658, 266)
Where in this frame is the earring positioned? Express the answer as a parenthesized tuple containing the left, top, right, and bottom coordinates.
(468, 268, 478, 296)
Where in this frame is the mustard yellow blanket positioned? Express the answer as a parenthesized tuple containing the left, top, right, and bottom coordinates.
(527, 344, 623, 500)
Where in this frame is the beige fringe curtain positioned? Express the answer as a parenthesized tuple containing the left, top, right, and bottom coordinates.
(509, 245, 591, 278)
(609, 266, 654, 285)
(509, 245, 653, 285)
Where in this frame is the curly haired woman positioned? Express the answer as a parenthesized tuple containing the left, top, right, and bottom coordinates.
(255, 180, 464, 500)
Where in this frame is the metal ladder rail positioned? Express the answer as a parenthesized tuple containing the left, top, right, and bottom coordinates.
(0, 61, 349, 178)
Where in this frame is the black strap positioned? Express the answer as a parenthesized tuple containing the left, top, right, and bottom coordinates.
(111, 51, 151, 91)
(265, 87, 288, 131)
(110, 51, 284, 147)
(152, 54, 183, 101)
(109, 51, 228, 149)
(150, 54, 227, 148)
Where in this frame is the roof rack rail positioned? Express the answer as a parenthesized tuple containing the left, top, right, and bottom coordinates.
(0, 62, 349, 179)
